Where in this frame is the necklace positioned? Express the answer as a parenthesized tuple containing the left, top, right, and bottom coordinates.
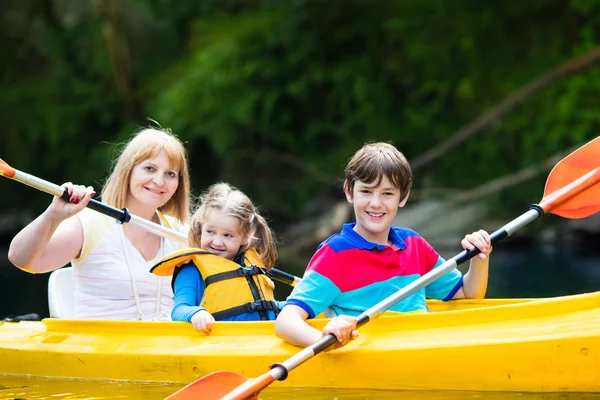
(119, 214, 167, 321)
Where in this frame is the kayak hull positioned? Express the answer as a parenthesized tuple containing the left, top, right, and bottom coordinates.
(1, 294, 600, 392)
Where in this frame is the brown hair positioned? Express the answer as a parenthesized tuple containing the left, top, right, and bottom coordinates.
(101, 128, 190, 222)
(344, 142, 412, 200)
(188, 182, 277, 269)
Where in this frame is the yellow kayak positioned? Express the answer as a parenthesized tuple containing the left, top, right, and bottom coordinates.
(1, 293, 599, 393)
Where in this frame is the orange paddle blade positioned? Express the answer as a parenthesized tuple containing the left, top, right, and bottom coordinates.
(0, 158, 16, 178)
(165, 371, 250, 400)
(221, 373, 276, 400)
(542, 136, 600, 218)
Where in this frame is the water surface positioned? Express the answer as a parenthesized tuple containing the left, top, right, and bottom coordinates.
(1, 375, 600, 400)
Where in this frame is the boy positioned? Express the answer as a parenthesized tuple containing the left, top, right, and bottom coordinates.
(275, 142, 492, 349)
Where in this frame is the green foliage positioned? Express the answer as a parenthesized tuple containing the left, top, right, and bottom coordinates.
(2, 0, 600, 224)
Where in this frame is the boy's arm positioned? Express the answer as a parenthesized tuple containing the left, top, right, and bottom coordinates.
(452, 230, 491, 299)
(275, 305, 359, 349)
(275, 243, 358, 348)
(452, 257, 489, 299)
(275, 305, 321, 346)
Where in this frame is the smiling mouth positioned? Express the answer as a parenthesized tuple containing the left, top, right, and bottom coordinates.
(144, 187, 164, 195)
(366, 212, 385, 219)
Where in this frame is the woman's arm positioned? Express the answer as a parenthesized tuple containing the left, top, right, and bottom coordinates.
(8, 184, 93, 273)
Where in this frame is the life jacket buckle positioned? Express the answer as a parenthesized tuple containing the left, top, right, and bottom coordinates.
(246, 299, 270, 312)
(241, 264, 265, 277)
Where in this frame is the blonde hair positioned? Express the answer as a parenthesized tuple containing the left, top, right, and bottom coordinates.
(344, 142, 412, 201)
(189, 182, 277, 269)
(101, 128, 190, 222)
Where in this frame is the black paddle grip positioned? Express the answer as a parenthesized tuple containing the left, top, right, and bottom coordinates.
(268, 269, 297, 287)
(268, 333, 342, 380)
(453, 228, 508, 266)
(270, 332, 344, 381)
(60, 189, 131, 223)
(312, 333, 341, 356)
(307, 316, 369, 359)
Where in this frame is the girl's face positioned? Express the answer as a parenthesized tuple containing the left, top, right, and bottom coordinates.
(128, 150, 179, 211)
(200, 209, 245, 261)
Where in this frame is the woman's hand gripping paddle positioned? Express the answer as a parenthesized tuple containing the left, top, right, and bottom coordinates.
(0, 157, 301, 288)
(163, 136, 600, 400)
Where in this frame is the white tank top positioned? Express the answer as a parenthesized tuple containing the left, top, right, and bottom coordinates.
(71, 208, 187, 320)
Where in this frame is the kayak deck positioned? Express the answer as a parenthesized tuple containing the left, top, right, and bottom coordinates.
(1, 294, 599, 392)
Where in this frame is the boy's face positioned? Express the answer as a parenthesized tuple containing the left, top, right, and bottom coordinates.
(344, 175, 408, 245)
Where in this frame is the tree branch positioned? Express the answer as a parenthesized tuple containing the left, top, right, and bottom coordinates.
(445, 144, 578, 206)
(92, 0, 143, 121)
(259, 149, 339, 185)
(411, 47, 600, 172)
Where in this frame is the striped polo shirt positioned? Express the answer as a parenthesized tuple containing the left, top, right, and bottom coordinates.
(286, 223, 463, 318)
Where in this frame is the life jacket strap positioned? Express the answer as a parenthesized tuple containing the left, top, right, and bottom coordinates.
(204, 265, 267, 287)
(211, 299, 280, 321)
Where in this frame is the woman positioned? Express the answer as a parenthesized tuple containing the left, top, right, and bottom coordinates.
(8, 128, 191, 320)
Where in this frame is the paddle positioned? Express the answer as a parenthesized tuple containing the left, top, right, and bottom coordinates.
(164, 136, 600, 400)
(1, 313, 41, 322)
(0, 158, 301, 288)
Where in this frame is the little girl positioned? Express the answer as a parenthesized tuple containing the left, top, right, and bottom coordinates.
(151, 182, 282, 334)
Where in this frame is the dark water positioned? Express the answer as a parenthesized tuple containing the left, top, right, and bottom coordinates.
(0, 250, 50, 319)
(1, 375, 600, 400)
(2, 242, 600, 319)
(485, 246, 600, 298)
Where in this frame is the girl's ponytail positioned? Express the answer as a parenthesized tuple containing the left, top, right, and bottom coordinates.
(248, 211, 277, 270)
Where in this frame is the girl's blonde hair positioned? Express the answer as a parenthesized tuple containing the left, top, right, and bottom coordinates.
(101, 128, 190, 222)
(189, 182, 277, 269)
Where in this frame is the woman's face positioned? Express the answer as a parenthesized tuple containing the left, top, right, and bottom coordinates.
(127, 150, 179, 211)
